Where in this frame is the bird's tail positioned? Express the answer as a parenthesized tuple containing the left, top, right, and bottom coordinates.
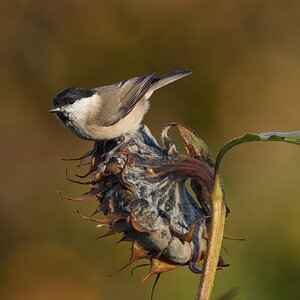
(150, 70, 192, 92)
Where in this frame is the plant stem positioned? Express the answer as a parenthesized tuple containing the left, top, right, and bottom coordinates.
(197, 174, 226, 300)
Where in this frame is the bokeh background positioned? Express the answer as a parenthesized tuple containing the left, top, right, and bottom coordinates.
(1, 1, 300, 299)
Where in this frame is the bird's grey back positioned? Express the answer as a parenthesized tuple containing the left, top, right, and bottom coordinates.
(92, 70, 192, 127)
(92, 73, 154, 126)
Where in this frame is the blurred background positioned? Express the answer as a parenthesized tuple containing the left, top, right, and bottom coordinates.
(1, 0, 300, 299)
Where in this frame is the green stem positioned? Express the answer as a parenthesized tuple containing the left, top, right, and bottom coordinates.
(197, 175, 226, 300)
(196, 129, 300, 299)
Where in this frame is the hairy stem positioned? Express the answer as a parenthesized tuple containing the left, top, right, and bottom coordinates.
(197, 175, 226, 300)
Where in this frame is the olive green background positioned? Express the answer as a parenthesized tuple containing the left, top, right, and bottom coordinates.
(1, 1, 300, 299)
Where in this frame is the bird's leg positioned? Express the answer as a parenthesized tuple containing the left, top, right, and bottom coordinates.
(101, 136, 126, 164)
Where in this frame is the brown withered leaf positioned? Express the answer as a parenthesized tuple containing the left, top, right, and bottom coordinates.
(109, 240, 149, 277)
(57, 187, 100, 201)
(162, 122, 214, 167)
(141, 258, 179, 283)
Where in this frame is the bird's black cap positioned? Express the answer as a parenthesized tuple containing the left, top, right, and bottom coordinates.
(52, 87, 96, 108)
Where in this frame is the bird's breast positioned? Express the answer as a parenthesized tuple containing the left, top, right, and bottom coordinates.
(87, 98, 150, 140)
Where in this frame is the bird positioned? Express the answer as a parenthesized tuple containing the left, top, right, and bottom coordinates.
(50, 70, 192, 141)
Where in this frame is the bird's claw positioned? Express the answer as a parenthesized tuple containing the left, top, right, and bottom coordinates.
(102, 153, 113, 164)
(101, 139, 125, 164)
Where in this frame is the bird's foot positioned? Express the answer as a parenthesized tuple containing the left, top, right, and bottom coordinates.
(101, 137, 125, 164)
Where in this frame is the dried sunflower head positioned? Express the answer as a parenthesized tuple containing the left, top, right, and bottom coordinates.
(60, 123, 227, 286)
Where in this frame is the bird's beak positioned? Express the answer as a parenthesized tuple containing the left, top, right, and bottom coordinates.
(49, 106, 61, 113)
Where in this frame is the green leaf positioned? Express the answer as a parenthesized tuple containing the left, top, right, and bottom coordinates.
(215, 130, 300, 174)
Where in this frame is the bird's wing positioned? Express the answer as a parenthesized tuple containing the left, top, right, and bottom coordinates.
(93, 73, 154, 126)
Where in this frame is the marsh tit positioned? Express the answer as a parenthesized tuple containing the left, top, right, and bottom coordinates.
(50, 70, 192, 141)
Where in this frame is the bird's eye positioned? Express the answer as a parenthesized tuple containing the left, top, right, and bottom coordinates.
(69, 99, 75, 104)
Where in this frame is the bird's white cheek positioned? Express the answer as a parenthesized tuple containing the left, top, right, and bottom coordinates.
(70, 94, 102, 122)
